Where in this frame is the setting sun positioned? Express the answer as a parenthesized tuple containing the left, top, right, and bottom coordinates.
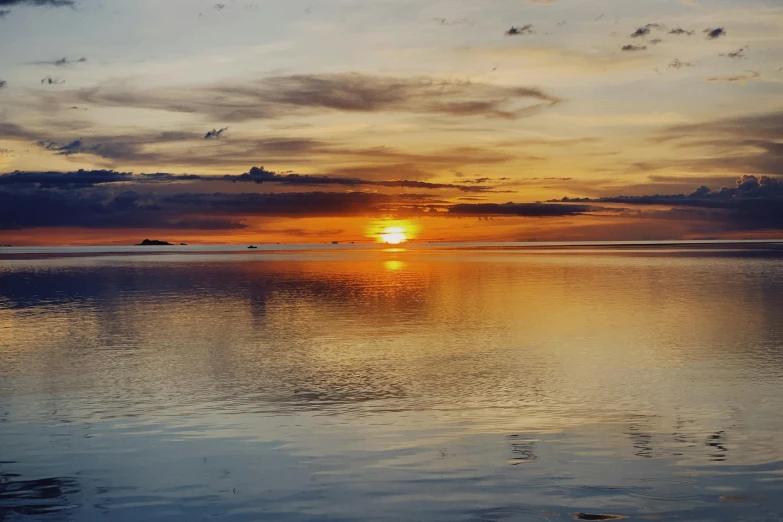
(380, 227, 407, 245)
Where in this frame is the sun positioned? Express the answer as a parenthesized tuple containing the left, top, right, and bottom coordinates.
(380, 226, 407, 245)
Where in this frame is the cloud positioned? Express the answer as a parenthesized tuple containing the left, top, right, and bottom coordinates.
(30, 57, 88, 67)
(38, 139, 99, 155)
(0, 80, 6, 88)
(41, 75, 65, 85)
(67, 73, 560, 121)
(669, 59, 695, 69)
(0, 0, 74, 6)
(705, 71, 760, 83)
(0, 166, 511, 193)
(0, 9, 9, 16)
(556, 176, 783, 231)
(54, 56, 86, 66)
(204, 127, 228, 139)
(630, 24, 661, 38)
(668, 28, 694, 35)
(721, 47, 748, 59)
(0, 115, 516, 172)
(434, 17, 467, 26)
(0, 184, 450, 230)
(704, 28, 726, 40)
(0, 187, 248, 230)
(621, 45, 647, 52)
(448, 202, 592, 217)
(652, 111, 783, 177)
(505, 25, 534, 36)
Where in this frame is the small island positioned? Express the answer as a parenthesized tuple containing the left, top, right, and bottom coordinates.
(136, 239, 173, 246)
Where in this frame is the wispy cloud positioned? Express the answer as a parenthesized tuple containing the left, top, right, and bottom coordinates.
(61, 73, 561, 122)
(204, 127, 228, 139)
(40, 75, 65, 85)
(705, 71, 759, 83)
(669, 59, 695, 69)
(38, 139, 99, 155)
(721, 47, 748, 59)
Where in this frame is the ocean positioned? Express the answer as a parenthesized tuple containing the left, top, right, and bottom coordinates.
(1, 242, 782, 521)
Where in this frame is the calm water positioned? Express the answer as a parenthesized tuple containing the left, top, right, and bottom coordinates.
(1, 243, 782, 521)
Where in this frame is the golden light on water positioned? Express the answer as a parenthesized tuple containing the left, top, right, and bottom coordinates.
(384, 260, 406, 271)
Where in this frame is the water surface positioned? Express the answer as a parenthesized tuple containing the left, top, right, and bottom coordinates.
(1, 242, 782, 521)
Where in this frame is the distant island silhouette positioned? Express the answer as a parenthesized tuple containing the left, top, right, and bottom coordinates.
(136, 239, 173, 246)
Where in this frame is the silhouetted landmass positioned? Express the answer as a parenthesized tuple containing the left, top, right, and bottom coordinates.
(136, 239, 173, 246)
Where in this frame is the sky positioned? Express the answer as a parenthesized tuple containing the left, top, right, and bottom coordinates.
(1, 0, 782, 244)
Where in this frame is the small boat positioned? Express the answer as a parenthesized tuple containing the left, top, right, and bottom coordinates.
(247, 245, 258, 249)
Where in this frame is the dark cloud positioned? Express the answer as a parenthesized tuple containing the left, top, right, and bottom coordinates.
(0, 186, 247, 230)
(448, 202, 592, 217)
(621, 44, 647, 52)
(505, 24, 534, 36)
(0, 0, 73, 6)
(0, 166, 509, 193)
(0, 175, 598, 230)
(41, 75, 65, 85)
(704, 28, 726, 40)
(0, 169, 133, 188)
(0, 9, 10, 16)
(630, 23, 661, 38)
(721, 47, 748, 59)
(66, 73, 560, 121)
(0, 184, 446, 230)
(557, 175, 783, 231)
(668, 28, 694, 36)
(38, 138, 99, 155)
(649, 38, 662, 45)
(204, 126, 228, 139)
(0, 80, 6, 88)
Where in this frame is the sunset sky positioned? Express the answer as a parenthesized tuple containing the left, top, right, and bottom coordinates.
(1, 0, 782, 244)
